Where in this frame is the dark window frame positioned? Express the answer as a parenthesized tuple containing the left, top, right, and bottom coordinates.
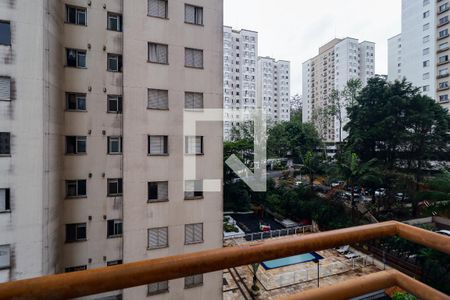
(107, 95, 123, 113)
(0, 20, 11, 46)
(0, 132, 10, 155)
(65, 136, 87, 155)
(65, 223, 87, 243)
(107, 219, 123, 238)
(66, 48, 87, 68)
(107, 12, 122, 32)
(107, 178, 123, 197)
(148, 135, 169, 155)
(0, 188, 10, 212)
(66, 92, 87, 111)
(65, 179, 87, 198)
(107, 53, 123, 72)
(66, 5, 87, 26)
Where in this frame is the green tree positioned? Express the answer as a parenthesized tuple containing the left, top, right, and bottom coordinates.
(336, 152, 378, 220)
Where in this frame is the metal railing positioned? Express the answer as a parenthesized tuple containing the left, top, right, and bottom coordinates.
(0, 221, 449, 300)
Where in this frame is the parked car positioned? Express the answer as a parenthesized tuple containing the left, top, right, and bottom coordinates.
(375, 188, 386, 197)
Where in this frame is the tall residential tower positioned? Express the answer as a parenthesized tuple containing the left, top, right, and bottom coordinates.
(223, 27, 258, 140)
(388, 0, 450, 111)
(0, 1, 223, 299)
(302, 38, 375, 143)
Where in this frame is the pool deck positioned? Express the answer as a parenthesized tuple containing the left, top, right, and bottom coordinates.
(223, 236, 385, 300)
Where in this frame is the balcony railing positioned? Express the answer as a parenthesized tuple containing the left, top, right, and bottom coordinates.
(0, 221, 448, 300)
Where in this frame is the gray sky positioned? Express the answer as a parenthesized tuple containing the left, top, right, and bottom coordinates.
(224, 0, 401, 96)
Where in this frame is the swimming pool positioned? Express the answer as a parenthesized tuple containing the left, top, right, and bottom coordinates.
(261, 252, 323, 270)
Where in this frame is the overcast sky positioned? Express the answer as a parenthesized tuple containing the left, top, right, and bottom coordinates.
(224, 0, 402, 96)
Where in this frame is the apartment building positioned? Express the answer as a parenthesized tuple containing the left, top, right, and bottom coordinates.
(388, 0, 450, 111)
(256, 57, 291, 125)
(388, 34, 403, 82)
(302, 38, 375, 143)
(223, 26, 258, 140)
(0, 1, 223, 299)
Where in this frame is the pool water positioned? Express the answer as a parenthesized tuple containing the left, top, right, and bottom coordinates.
(261, 252, 323, 270)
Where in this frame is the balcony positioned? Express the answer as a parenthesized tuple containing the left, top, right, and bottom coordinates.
(0, 221, 448, 299)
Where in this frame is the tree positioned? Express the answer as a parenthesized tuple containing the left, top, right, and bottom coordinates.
(336, 152, 378, 220)
(267, 120, 321, 162)
(328, 79, 363, 144)
(346, 78, 449, 169)
(302, 151, 325, 188)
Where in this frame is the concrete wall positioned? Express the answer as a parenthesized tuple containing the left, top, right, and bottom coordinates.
(122, 0, 223, 298)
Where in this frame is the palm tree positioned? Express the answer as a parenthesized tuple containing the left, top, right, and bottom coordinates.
(337, 152, 378, 221)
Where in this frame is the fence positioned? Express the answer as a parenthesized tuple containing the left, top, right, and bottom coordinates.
(257, 254, 375, 290)
(232, 225, 313, 245)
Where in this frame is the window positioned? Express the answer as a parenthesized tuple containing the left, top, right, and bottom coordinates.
(107, 178, 123, 197)
(440, 16, 449, 25)
(148, 227, 168, 249)
(423, 0, 430, 5)
(0, 77, 11, 101)
(107, 12, 122, 31)
(423, 48, 430, 55)
(185, 92, 203, 109)
(185, 4, 203, 25)
(439, 29, 449, 39)
(439, 94, 449, 102)
(0, 188, 10, 212)
(439, 68, 449, 77)
(423, 23, 430, 31)
(423, 35, 430, 43)
(66, 49, 86, 68)
(107, 136, 122, 154)
(148, 89, 168, 110)
(439, 81, 449, 89)
(185, 223, 203, 244)
(184, 180, 203, 199)
(148, 281, 169, 295)
(185, 136, 203, 155)
(66, 223, 87, 242)
(148, 181, 168, 202)
(107, 260, 122, 266)
(0, 245, 10, 269)
(148, 43, 168, 64)
(107, 219, 123, 238)
(66, 180, 87, 198)
(148, 0, 168, 18)
(423, 85, 430, 92)
(185, 48, 203, 68)
(66, 136, 86, 154)
(423, 10, 430, 18)
(107, 95, 122, 113)
(439, 55, 449, 64)
(423, 60, 430, 67)
(66, 5, 87, 25)
(107, 54, 122, 72)
(148, 135, 168, 155)
(65, 265, 87, 273)
(440, 2, 449, 13)
(0, 21, 11, 45)
(66, 93, 86, 111)
(185, 274, 203, 288)
(0, 132, 10, 155)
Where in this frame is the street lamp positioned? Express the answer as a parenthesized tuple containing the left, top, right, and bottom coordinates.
(313, 259, 320, 287)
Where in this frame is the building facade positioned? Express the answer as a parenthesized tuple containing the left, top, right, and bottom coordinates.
(0, 0, 223, 299)
(388, 0, 450, 111)
(302, 38, 375, 143)
(223, 26, 258, 140)
(256, 57, 291, 126)
(388, 34, 403, 82)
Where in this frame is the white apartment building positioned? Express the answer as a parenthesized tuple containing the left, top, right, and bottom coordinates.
(388, 34, 403, 82)
(257, 57, 291, 125)
(302, 38, 376, 143)
(388, 0, 450, 111)
(0, 1, 223, 299)
(223, 27, 258, 140)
